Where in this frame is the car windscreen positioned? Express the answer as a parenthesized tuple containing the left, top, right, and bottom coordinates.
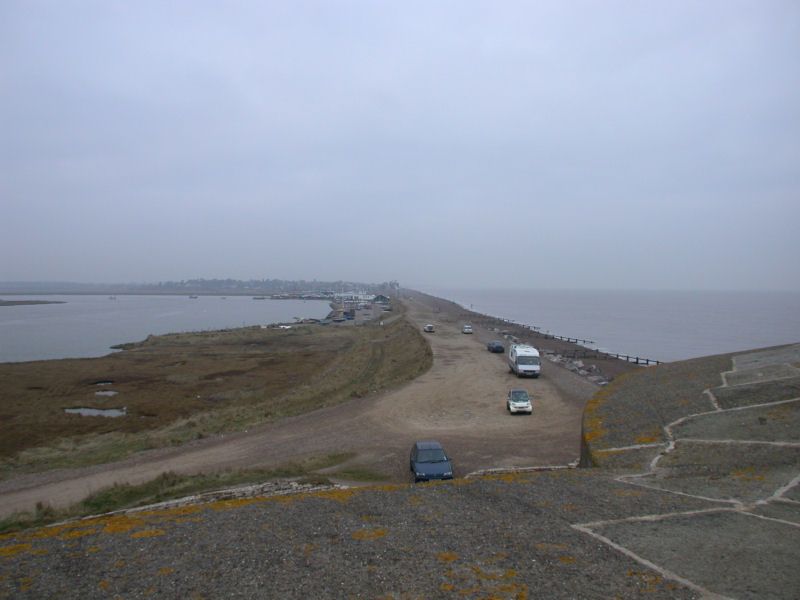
(510, 391, 530, 401)
(417, 449, 447, 462)
(517, 356, 540, 366)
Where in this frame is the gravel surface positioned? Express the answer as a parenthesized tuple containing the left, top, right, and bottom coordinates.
(2, 470, 711, 599)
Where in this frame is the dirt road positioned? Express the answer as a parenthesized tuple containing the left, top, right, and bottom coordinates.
(0, 294, 598, 517)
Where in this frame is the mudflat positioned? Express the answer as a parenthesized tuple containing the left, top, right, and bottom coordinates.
(0, 299, 64, 306)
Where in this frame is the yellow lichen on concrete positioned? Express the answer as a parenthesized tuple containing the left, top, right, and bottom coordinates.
(447, 478, 475, 487)
(582, 371, 637, 448)
(313, 488, 358, 504)
(60, 528, 96, 540)
(157, 567, 174, 576)
(485, 472, 527, 484)
(102, 515, 146, 535)
(130, 529, 165, 539)
(140, 505, 202, 518)
(208, 497, 267, 511)
(351, 528, 387, 541)
(767, 404, 792, 421)
(371, 484, 404, 493)
(437, 551, 459, 563)
(440, 562, 527, 599)
(535, 542, 567, 552)
(614, 488, 644, 497)
(635, 430, 662, 444)
(0, 543, 31, 558)
(627, 570, 664, 592)
(731, 467, 765, 481)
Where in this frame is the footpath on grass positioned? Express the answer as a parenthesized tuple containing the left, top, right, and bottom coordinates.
(1, 341, 798, 598)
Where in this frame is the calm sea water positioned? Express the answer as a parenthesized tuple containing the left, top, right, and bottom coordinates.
(0, 295, 331, 363)
(421, 288, 800, 362)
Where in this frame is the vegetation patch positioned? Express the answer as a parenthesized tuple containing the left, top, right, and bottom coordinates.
(0, 452, 355, 534)
(0, 314, 431, 478)
(328, 466, 389, 482)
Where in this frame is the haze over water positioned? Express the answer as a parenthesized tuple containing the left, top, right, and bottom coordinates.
(423, 288, 800, 362)
(0, 295, 330, 363)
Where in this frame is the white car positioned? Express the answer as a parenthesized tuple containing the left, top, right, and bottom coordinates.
(506, 389, 533, 414)
(423, 324, 435, 333)
(462, 324, 473, 334)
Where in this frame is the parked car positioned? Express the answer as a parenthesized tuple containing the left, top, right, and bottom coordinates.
(487, 340, 505, 353)
(423, 324, 435, 333)
(506, 389, 533, 414)
(410, 440, 454, 482)
(462, 324, 473, 334)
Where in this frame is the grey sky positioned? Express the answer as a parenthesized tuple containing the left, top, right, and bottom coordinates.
(2, 1, 799, 290)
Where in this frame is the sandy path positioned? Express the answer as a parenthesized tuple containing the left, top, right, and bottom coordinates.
(0, 294, 597, 517)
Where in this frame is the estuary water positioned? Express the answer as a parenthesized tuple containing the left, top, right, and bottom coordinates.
(421, 288, 800, 362)
(0, 295, 331, 363)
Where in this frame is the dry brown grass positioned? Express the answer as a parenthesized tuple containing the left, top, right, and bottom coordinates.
(0, 314, 432, 478)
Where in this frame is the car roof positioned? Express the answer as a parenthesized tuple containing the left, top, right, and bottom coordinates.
(414, 440, 444, 450)
(509, 389, 529, 394)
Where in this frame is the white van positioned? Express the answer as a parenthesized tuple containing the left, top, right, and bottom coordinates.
(508, 344, 541, 378)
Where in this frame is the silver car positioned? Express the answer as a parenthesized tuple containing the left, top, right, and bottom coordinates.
(506, 389, 533, 414)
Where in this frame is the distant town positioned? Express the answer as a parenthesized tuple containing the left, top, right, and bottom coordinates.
(0, 278, 401, 299)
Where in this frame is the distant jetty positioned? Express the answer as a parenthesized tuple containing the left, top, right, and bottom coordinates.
(0, 299, 65, 307)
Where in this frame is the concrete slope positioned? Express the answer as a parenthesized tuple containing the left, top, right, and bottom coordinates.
(581, 342, 800, 599)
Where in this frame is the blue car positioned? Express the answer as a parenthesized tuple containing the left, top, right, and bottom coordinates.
(487, 340, 505, 353)
(410, 440, 454, 482)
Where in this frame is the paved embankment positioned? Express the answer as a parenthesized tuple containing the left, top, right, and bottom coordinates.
(581, 342, 800, 599)
(2, 338, 798, 598)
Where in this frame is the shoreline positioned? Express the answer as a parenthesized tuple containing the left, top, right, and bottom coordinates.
(429, 292, 664, 366)
(404, 289, 641, 382)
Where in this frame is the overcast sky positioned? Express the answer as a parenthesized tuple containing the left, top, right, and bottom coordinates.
(2, 1, 799, 291)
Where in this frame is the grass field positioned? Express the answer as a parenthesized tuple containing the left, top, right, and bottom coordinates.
(0, 313, 432, 479)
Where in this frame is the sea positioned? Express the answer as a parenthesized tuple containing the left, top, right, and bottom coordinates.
(420, 288, 800, 362)
(0, 295, 331, 363)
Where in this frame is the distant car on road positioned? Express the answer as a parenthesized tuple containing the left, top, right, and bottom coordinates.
(423, 324, 435, 333)
(410, 440, 454, 482)
(506, 389, 533, 414)
(487, 340, 504, 353)
(462, 324, 473, 334)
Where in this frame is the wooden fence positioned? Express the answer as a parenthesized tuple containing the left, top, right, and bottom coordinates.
(500, 321, 662, 366)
